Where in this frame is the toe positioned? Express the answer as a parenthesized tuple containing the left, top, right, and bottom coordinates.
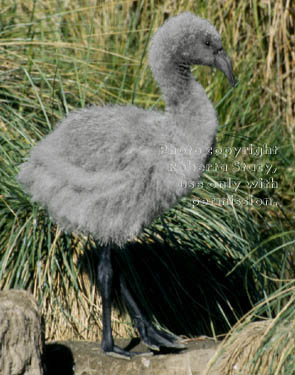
(144, 327, 187, 350)
(104, 345, 154, 360)
(104, 345, 132, 360)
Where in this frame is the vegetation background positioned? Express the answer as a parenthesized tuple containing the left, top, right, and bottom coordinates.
(0, 0, 294, 373)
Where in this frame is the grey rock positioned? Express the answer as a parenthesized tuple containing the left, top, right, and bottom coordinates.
(44, 338, 220, 375)
(0, 290, 44, 375)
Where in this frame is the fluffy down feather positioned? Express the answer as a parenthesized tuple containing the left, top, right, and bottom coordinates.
(18, 12, 231, 246)
(18, 103, 215, 245)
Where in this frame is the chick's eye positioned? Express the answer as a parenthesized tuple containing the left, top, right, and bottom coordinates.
(205, 40, 211, 46)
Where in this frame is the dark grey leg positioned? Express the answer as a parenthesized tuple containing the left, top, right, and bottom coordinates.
(97, 244, 185, 359)
(97, 245, 133, 359)
(119, 273, 186, 351)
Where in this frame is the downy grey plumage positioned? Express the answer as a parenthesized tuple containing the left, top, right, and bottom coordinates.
(18, 12, 236, 247)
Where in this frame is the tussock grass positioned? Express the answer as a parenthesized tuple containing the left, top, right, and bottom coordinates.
(205, 275, 295, 374)
(0, 1, 294, 370)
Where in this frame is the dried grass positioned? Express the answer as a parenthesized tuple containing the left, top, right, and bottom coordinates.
(210, 320, 295, 375)
(205, 288, 295, 374)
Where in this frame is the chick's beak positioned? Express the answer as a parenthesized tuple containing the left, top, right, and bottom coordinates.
(214, 49, 236, 87)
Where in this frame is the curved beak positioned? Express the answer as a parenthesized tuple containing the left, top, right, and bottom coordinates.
(215, 50, 236, 87)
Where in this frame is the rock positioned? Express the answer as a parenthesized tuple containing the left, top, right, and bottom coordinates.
(44, 338, 220, 375)
(0, 289, 44, 375)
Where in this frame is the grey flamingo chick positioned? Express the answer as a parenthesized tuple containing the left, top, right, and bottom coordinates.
(18, 12, 236, 359)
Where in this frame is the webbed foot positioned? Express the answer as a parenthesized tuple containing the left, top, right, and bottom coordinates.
(104, 344, 153, 360)
(104, 345, 133, 360)
(135, 319, 186, 351)
(143, 327, 186, 351)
